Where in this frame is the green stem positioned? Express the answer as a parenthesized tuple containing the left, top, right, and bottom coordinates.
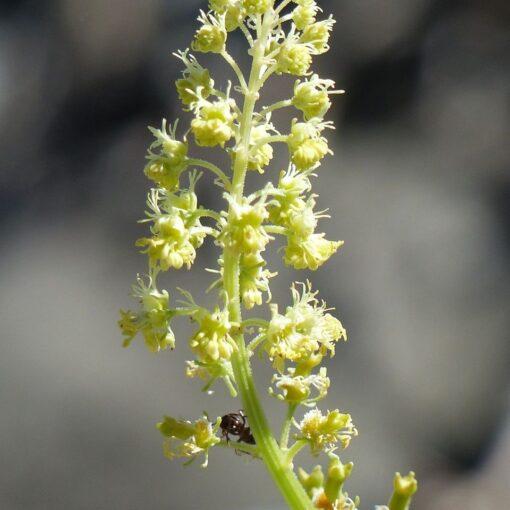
(265, 225, 287, 235)
(275, 0, 293, 15)
(251, 134, 289, 150)
(196, 208, 221, 222)
(222, 10, 314, 510)
(285, 440, 308, 465)
(242, 318, 269, 329)
(247, 334, 265, 352)
(239, 23, 254, 47)
(187, 158, 231, 189)
(221, 50, 249, 92)
(258, 99, 293, 118)
(280, 403, 297, 450)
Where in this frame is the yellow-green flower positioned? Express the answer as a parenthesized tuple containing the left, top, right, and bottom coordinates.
(137, 186, 210, 271)
(287, 120, 331, 170)
(119, 276, 176, 353)
(191, 99, 236, 147)
(293, 75, 339, 120)
(248, 124, 274, 173)
(136, 233, 194, 271)
(301, 18, 335, 54)
(270, 367, 329, 404)
(185, 358, 235, 393)
(149, 120, 188, 167)
(286, 197, 317, 238)
(190, 308, 237, 363)
(263, 283, 346, 371)
(144, 159, 182, 191)
(240, 252, 275, 309)
(292, 0, 319, 31)
(242, 0, 273, 16)
(297, 408, 357, 455)
(277, 43, 312, 76)
(144, 119, 189, 190)
(192, 13, 227, 54)
(284, 234, 343, 271)
(175, 51, 214, 107)
(268, 166, 312, 227)
(209, 0, 246, 31)
(221, 196, 270, 255)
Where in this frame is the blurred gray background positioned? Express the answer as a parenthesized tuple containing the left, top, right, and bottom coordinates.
(1, 1, 509, 509)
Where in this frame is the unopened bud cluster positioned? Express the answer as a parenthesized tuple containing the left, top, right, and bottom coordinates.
(119, 1, 417, 509)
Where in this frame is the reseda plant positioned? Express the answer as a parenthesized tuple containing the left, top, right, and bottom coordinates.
(119, 1, 418, 509)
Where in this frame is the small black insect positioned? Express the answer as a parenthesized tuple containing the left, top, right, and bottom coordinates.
(220, 410, 256, 445)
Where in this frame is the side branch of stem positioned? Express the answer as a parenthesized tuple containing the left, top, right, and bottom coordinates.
(187, 158, 231, 189)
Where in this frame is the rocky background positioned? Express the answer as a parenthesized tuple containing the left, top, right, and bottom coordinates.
(0, 1, 509, 509)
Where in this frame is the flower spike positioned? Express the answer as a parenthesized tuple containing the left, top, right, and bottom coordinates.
(119, 1, 418, 508)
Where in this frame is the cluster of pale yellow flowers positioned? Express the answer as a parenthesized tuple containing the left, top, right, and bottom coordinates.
(119, 2, 417, 509)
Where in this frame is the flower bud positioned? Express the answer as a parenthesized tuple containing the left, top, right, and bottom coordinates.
(277, 43, 312, 76)
(388, 472, 418, 510)
(191, 100, 236, 147)
(324, 455, 353, 504)
(194, 418, 220, 450)
(158, 416, 196, 440)
(298, 465, 324, 497)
